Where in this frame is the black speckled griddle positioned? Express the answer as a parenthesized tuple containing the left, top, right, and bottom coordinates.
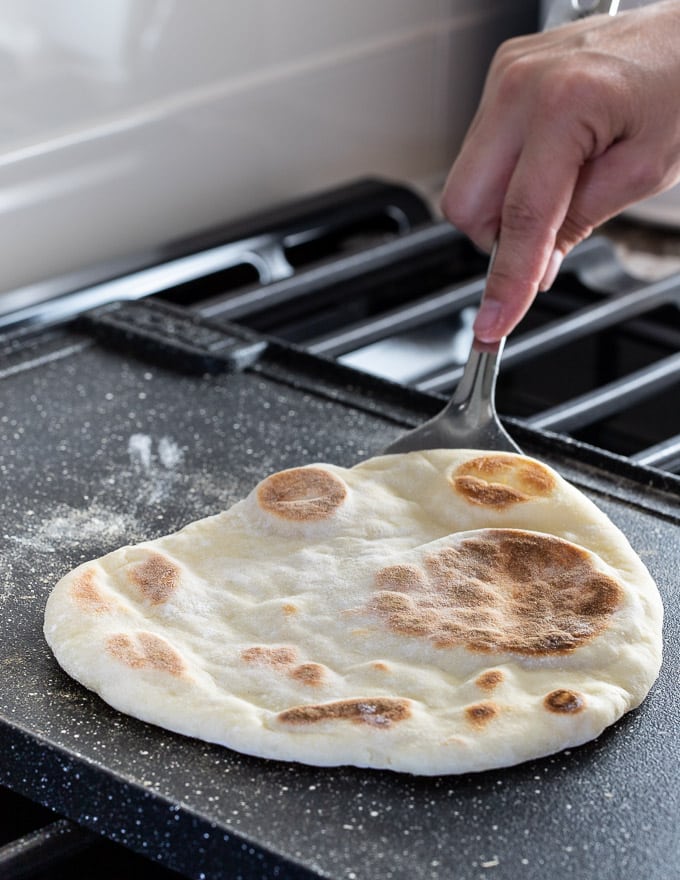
(0, 304, 678, 880)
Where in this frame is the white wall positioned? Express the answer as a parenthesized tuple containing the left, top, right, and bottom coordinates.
(0, 1, 538, 294)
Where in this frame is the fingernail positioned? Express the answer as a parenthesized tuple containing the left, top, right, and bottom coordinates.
(539, 248, 563, 292)
(473, 299, 503, 343)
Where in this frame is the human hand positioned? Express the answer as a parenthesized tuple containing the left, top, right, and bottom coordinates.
(440, 0, 680, 342)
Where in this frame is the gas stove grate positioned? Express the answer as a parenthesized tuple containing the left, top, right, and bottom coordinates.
(1, 179, 678, 475)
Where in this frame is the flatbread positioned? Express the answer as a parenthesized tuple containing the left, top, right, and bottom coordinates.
(43, 450, 663, 775)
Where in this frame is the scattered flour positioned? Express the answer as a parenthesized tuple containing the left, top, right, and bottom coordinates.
(6, 503, 141, 556)
(3, 433, 186, 566)
(127, 433, 184, 504)
(3, 432, 238, 558)
(0, 432, 241, 603)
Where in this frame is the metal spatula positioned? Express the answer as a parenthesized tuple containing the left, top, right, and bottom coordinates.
(382, 335, 521, 455)
(383, 244, 521, 456)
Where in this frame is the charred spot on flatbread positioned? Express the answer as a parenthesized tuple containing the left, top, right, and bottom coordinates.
(241, 645, 298, 667)
(241, 647, 326, 686)
(375, 564, 425, 592)
(465, 701, 499, 728)
(277, 697, 411, 728)
(71, 569, 113, 614)
(256, 466, 347, 522)
(475, 670, 504, 692)
(370, 529, 624, 656)
(544, 689, 585, 714)
(451, 454, 556, 509)
(106, 631, 185, 676)
(370, 592, 441, 638)
(128, 552, 180, 605)
(290, 663, 326, 686)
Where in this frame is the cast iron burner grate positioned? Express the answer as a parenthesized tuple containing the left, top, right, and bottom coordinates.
(2, 178, 678, 471)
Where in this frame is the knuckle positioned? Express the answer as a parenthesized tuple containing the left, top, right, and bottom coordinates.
(439, 189, 466, 227)
(501, 196, 544, 236)
(491, 262, 536, 291)
(534, 61, 631, 153)
(494, 54, 538, 105)
(491, 34, 534, 77)
(556, 212, 593, 252)
(625, 157, 669, 196)
(539, 63, 596, 111)
(490, 243, 545, 291)
(440, 194, 496, 251)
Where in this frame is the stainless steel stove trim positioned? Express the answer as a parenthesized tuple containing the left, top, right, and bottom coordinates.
(0, 235, 294, 334)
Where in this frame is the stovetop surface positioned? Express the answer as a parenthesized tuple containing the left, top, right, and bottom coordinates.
(0, 179, 678, 880)
(0, 312, 678, 880)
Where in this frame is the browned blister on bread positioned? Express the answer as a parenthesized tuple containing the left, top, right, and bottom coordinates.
(289, 663, 327, 687)
(128, 551, 181, 605)
(475, 669, 504, 692)
(70, 569, 114, 614)
(257, 467, 347, 521)
(241, 645, 299, 667)
(240, 646, 328, 687)
(451, 454, 556, 508)
(277, 697, 411, 728)
(544, 689, 585, 714)
(465, 701, 500, 728)
(106, 631, 186, 677)
(369, 530, 623, 655)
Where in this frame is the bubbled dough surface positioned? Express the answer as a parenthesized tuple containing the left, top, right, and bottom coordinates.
(43, 450, 663, 775)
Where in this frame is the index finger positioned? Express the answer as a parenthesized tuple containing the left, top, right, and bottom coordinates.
(473, 133, 582, 342)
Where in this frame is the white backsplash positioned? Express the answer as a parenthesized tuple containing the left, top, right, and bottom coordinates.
(0, 1, 538, 294)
